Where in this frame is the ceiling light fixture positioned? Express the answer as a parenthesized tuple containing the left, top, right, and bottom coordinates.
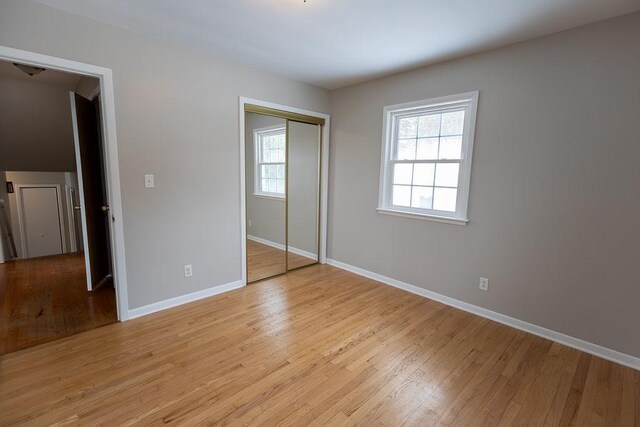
(13, 63, 46, 76)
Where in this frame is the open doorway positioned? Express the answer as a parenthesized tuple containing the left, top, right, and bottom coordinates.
(0, 57, 118, 354)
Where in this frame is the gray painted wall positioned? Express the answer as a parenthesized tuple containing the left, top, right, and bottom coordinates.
(0, 0, 330, 309)
(328, 12, 640, 358)
(74, 76, 99, 99)
(0, 71, 77, 171)
(245, 113, 286, 246)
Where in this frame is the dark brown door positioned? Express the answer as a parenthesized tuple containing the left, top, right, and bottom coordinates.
(70, 92, 111, 289)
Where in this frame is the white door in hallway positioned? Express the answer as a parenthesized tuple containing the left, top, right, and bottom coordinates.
(19, 186, 63, 258)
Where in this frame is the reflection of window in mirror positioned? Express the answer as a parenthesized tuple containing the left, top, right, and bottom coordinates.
(254, 126, 286, 198)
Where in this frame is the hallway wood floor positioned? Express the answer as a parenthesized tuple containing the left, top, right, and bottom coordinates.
(0, 264, 637, 425)
(0, 253, 117, 355)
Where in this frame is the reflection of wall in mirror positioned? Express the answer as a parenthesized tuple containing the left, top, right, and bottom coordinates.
(287, 121, 320, 256)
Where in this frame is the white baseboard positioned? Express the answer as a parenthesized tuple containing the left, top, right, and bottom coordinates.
(248, 235, 317, 260)
(128, 280, 244, 320)
(326, 258, 640, 371)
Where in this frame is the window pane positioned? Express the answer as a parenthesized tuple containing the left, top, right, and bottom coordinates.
(411, 186, 433, 209)
(261, 179, 269, 192)
(398, 117, 418, 139)
(413, 163, 435, 186)
(393, 163, 413, 185)
(416, 138, 438, 160)
(392, 185, 411, 207)
(264, 149, 272, 163)
(439, 136, 463, 159)
(435, 163, 459, 187)
(268, 179, 277, 193)
(418, 114, 441, 137)
(433, 187, 457, 212)
(397, 139, 416, 160)
(441, 111, 465, 136)
(261, 165, 268, 180)
(276, 179, 285, 194)
(277, 164, 285, 179)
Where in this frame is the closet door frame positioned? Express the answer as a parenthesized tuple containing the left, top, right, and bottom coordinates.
(239, 97, 330, 286)
(15, 184, 67, 258)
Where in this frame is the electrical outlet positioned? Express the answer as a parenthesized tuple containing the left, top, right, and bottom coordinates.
(184, 264, 193, 277)
(479, 277, 489, 291)
(145, 174, 155, 188)
(248, 220, 252, 227)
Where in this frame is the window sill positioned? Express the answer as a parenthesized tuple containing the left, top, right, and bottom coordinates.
(376, 208, 468, 226)
(253, 193, 285, 201)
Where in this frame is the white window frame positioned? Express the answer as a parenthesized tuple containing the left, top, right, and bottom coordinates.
(377, 91, 479, 225)
(254, 125, 287, 199)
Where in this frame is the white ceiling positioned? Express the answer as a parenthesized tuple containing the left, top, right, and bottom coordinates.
(33, 0, 640, 89)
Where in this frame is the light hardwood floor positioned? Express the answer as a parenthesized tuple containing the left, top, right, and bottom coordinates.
(0, 253, 117, 356)
(0, 264, 637, 425)
(247, 239, 316, 283)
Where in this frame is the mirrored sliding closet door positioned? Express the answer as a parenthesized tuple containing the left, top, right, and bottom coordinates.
(244, 105, 324, 283)
(287, 121, 320, 271)
(245, 112, 287, 283)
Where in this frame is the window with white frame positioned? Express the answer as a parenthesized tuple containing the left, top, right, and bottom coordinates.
(254, 126, 286, 198)
(378, 92, 479, 224)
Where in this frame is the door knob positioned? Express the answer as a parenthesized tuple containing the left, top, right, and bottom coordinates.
(101, 205, 110, 212)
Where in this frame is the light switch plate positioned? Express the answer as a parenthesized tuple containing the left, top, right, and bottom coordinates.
(144, 174, 155, 188)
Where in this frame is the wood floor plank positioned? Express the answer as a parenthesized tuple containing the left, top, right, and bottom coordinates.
(510, 343, 581, 425)
(0, 264, 637, 425)
(558, 351, 592, 426)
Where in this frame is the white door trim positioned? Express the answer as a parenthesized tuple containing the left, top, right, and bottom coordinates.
(65, 185, 78, 252)
(0, 45, 130, 321)
(238, 97, 330, 286)
(15, 184, 66, 258)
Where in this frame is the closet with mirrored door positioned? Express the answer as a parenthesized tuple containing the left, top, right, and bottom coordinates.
(244, 104, 324, 283)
